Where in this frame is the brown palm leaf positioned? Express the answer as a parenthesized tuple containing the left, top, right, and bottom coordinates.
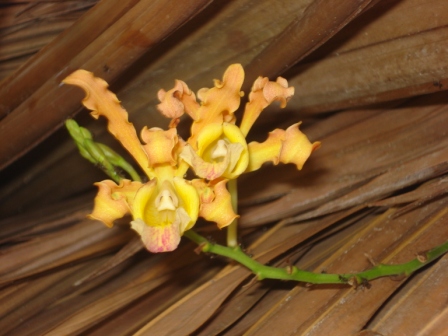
(1, 0, 448, 335)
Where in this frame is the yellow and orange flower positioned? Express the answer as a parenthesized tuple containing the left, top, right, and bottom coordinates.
(64, 64, 319, 253)
(157, 64, 320, 181)
(63, 70, 236, 252)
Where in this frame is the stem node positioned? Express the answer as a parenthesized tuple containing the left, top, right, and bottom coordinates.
(194, 242, 208, 255)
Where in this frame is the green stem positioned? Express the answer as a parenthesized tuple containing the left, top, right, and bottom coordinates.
(226, 179, 238, 247)
(98, 143, 141, 182)
(184, 230, 448, 285)
(66, 119, 141, 183)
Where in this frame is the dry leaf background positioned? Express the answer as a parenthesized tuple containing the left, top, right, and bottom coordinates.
(1, 0, 448, 335)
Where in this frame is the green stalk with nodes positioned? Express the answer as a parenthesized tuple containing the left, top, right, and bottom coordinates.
(66, 118, 448, 286)
(66, 120, 141, 183)
(184, 229, 448, 286)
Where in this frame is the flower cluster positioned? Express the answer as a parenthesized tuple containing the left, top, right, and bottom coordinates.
(63, 64, 319, 253)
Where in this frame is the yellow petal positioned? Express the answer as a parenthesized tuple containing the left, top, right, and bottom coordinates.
(156, 79, 200, 122)
(131, 179, 158, 222)
(240, 76, 294, 137)
(172, 177, 200, 231)
(189, 64, 244, 148)
(130, 218, 181, 253)
(221, 123, 249, 178)
(181, 123, 248, 180)
(246, 129, 283, 172)
(141, 127, 179, 167)
(280, 123, 321, 169)
(181, 144, 229, 180)
(63, 70, 153, 178)
(180, 123, 229, 180)
(195, 122, 223, 156)
(192, 179, 238, 228)
(174, 138, 190, 177)
(175, 207, 194, 233)
(130, 178, 198, 252)
(246, 123, 320, 172)
(88, 179, 143, 227)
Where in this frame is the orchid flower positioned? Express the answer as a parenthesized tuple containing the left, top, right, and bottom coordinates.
(63, 68, 448, 289)
(63, 71, 236, 252)
(157, 64, 320, 182)
(64, 65, 318, 252)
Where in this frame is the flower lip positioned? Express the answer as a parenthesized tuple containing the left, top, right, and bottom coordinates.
(180, 122, 249, 180)
(128, 178, 199, 252)
(211, 139, 229, 160)
(130, 218, 181, 253)
(155, 189, 178, 211)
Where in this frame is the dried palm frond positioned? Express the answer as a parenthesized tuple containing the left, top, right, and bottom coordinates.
(1, 0, 448, 335)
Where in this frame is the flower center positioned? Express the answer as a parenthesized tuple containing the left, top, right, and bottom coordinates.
(211, 139, 228, 161)
(155, 184, 179, 211)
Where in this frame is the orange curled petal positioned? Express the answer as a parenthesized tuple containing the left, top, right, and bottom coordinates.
(263, 77, 294, 108)
(252, 76, 269, 92)
(157, 80, 200, 122)
(279, 123, 320, 169)
(157, 89, 184, 120)
(189, 64, 244, 147)
(141, 127, 178, 167)
(246, 123, 320, 172)
(239, 77, 268, 136)
(63, 70, 152, 178)
(196, 87, 209, 103)
(178, 81, 201, 120)
(88, 179, 143, 227)
(192, 179, 214, 202)
(240, 76, 294, 137)
(193, 179, 238, 228)
(246, 129, 283, 172)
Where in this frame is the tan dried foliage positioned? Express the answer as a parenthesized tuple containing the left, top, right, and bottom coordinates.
(1, 0, 448, 334)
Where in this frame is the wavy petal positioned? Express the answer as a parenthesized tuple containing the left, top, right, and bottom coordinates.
(280, 123, 321, 168)
(246, 129, 283, 172)
(157, 79, 200, 124)
(130, 218, 181, 253)
(192, 179, 238, 228)
(263, 77, 295, 108)
(63, 70, 153, 178)
(240, 76, 294, 137)
(141, 127, 179, 167)
(181, 123, 248, 180)
(247, 123, 320, 172)
(180, 144, 229, 180)
(189, 64, 244, 148)
(89, 179, 143, 227)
